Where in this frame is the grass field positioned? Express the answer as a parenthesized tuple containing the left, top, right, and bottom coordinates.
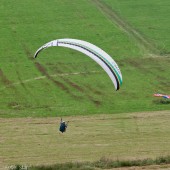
(0, 111, 170, 169)
(0, 0, 170, 117)
(0, 0, 170, 169)
(103, 0, 170, 55)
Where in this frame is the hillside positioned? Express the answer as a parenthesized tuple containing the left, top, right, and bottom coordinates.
(0, 0, 169, 117)
(0, 1, 170, 169)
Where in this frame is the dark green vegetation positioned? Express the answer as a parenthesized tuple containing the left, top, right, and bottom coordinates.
(0, 0, 170, 118)
(11, 155, 170, 170)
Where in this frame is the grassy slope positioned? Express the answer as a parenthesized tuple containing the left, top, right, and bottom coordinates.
(104, 0, 170, 54)
(0, 0, 170, 117)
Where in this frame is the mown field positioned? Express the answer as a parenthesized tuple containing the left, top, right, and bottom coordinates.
(0, 0, 170, 169)
(0, 111, 170, 169)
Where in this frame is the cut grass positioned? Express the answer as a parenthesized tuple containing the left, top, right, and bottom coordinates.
(1, 111, 170, 169)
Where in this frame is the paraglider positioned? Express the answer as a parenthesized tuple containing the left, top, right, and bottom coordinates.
(59, 118, 69, 133)
(34, 38, 122, 90)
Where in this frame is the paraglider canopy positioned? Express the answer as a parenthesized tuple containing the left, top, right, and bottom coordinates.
(154, 93, 170, 99)
(34, 38, 123, 90)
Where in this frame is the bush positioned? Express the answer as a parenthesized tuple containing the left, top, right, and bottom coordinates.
(13, 155, 170, 170)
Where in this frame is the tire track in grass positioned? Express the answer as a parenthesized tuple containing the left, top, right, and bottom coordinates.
(35, 62, 101, 106)
(22, 43, 84, 100)
(0, 69, 13, 88)
(0, 69, 18, 94)
(53, 66, 102, 106)
(34, 62, 82, 100)
(0, 71, 100, 90)
(0, 69, 15, 105)
(0, 71, 103, 107)
(0, 70, 103, 108)
(0, 69, 26, 110)
(22, 43, 103, 105)
(16, 69, 34, 97)
(91, 0, 161, 56)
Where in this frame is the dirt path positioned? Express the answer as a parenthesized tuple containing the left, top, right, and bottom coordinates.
(91, 0, 161, 56)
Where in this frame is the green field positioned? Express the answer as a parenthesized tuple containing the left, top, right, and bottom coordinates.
(0, 0, 170, 169)
(0, 0, 169, 117)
